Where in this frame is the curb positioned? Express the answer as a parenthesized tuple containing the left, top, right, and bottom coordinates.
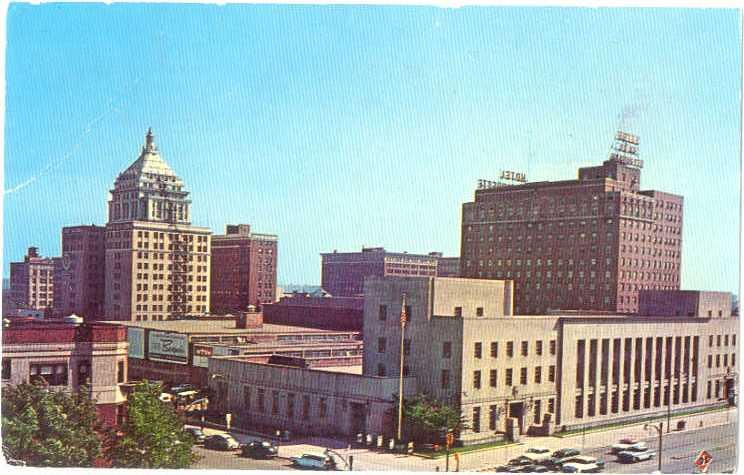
(412, 442, 524, 460)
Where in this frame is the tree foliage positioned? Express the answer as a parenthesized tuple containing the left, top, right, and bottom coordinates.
(1, 382, 102, 467)
(395, 393, 468, 443)
(106, 380, 196, 468)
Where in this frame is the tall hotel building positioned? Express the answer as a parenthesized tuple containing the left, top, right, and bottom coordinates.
(461, 131, 683, 314)
(104, 129, 211, 321)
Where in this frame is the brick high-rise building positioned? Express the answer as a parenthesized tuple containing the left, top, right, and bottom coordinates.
(321, 247, 444, 297)
(210, 224, 278, 313)
(9, 247, 58, 313)
(461, 131, 683, 314)
(104, 129, 211, 321)
(55, 225, 106, 319)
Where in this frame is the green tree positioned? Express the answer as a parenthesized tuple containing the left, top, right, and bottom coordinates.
(394, 393, 468, 444)
(106, 380, 196, 468)
(2, 382, 102, 467)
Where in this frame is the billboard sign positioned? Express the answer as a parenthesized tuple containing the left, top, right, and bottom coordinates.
(148, 331, 188, 364)
(128, 327, 145, 359)
(192, 344, 214, 368)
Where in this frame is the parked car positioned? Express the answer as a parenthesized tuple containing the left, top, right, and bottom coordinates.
(552, 448, 581, 459)
(241, 440, 278, 459)
(527, 447, 552, 455)
(617, 450, 655, 463)
(509, 456, 536, 466)
(557, 456, 604, 469)
(561, 462, 603, 473)
(291, 453, 337, 470)
(520, 464, 550, 473)
(610, 439, 647, 453)
(619, 442, 648, 453)
(204, 434, 241, 451)
(495, 465, 525, 473)
(524, 448, 553, 462)
(184, 426, 206, 444)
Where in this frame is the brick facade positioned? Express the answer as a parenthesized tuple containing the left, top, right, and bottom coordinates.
(210, 224, 278, 313)
(461, 137, 682, 314)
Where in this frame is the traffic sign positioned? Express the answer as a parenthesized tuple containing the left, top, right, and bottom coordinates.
(694, 450, 713, 473)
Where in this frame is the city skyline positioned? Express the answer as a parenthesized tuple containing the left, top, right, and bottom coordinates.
(4, 4, 741, 294)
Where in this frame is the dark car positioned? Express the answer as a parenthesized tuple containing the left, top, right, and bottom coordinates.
(509, 456, 535, 466)
(185, 427, 206, 444)
(495, 465, 525, 473)
(204, 434, 241, 451)
(241, 440, 278, 459)
(552, 449, 581, 459)
(520, 464, 550, 473)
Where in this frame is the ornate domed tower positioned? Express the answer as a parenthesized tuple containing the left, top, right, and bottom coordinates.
(104, 130, 211, 321)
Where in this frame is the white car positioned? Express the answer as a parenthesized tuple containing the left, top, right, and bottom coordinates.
(561, 462, 603, 473)
(525, 448, 553, 462)
(610, 441, 647, 453)
(291, 453, 337, 470)
(557, 455, 605, 469)
(617, 450, 655, 463)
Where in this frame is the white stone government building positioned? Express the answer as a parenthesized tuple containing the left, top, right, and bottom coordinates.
(210, 276, 737, 444)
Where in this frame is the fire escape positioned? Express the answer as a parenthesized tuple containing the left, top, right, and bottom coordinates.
(170, 233, 190, 318)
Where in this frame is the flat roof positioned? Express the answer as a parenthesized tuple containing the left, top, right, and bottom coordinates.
(101, 319, 358, 335)
(315, 365, 363, 375)
(453, 314, 732, 324)
(199, 340, 362, 350)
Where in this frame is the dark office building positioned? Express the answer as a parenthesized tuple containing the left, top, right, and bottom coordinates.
(321, 247, 446, 297)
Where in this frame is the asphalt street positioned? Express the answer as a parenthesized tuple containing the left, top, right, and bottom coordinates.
(191, 445, 293, 470)
(570, 423, 737, 474)
(189, 421, 737, 472)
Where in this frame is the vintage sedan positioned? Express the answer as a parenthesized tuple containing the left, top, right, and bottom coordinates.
(204, 434, 240, 451)
(617, 450, 655, 463)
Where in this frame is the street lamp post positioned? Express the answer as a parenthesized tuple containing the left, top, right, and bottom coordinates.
(644, 422, 663, 473)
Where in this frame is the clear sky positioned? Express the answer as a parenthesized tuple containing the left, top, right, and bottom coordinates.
(4, 4, 741, 293)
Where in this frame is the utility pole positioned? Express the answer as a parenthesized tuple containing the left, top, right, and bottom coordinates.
(397, 293, 408, 442)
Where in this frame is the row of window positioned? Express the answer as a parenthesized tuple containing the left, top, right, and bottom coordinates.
(244, 387, 330, 420)
(575, 381, 698, 418)
(1, 360, 126, 386)
(471, 366, 556, 389)
(473, 340, 557, 359)
(707, 353, 736, 369)
(709, 334, 737, 347)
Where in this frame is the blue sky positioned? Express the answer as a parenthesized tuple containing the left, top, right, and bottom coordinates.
(4, 4, 741, 293)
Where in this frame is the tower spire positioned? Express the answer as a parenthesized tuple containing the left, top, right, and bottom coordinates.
(145, 127, 155, 151)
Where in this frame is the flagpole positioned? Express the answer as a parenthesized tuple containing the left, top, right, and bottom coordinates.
(397, 293, 407, 442)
